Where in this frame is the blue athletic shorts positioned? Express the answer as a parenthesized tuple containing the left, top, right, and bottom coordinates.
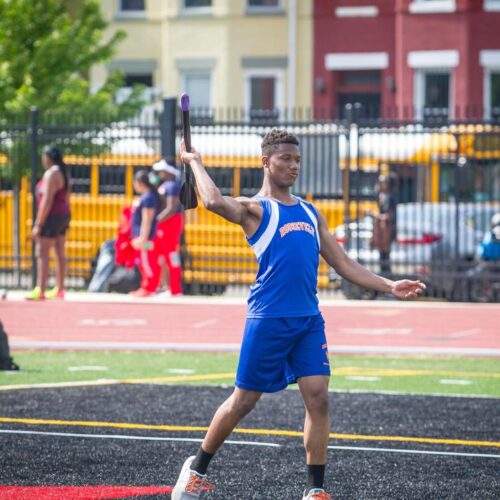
(235, 314, 331, 393)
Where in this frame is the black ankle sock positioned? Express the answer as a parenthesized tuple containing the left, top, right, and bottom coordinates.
(307, 464, 326, 491)
(190, 447, 214, 475)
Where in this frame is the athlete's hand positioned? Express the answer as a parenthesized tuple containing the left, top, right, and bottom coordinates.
(180, 140, 202, 165)
(391, 279, 426, 300)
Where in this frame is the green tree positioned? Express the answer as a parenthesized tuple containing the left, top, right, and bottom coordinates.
(0, 0, 146, 178)
(0, 0, 144, 115)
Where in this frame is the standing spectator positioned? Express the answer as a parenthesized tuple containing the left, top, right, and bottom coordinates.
(130, 170, 161, 297)
(26, 145, 71, 300)
(152, 159, 184, 296)
(371, 173, 398, 275)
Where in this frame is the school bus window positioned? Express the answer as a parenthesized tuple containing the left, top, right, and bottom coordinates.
(68, 164, 91, 194)
(348, 171, 378, 199)
(240, 168, 263, 197)
(439, 161, 492, 203)
(99, 165, 126, 195)
(438, 161, 454, 201)
(472, 160, 500, 201)
(205, 167, 233, 196)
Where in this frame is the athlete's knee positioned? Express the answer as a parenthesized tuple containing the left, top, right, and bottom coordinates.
(303, 388, 329, 415)
(228, 392, 258, 418)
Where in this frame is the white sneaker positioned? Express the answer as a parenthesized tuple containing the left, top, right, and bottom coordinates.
(171, 456, 214, 499)
(302, 488, 331, 500)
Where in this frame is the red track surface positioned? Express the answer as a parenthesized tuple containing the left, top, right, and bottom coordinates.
(0, 486, 174, 500)
(2, 298, 499, 355)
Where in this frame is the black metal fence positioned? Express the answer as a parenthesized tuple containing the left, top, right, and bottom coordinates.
(1, 101, 499, 301)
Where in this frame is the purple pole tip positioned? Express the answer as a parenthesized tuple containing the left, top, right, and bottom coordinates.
(180, 93, 190, 111)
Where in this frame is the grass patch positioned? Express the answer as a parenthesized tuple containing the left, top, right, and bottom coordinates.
(2, 351, 499, 397)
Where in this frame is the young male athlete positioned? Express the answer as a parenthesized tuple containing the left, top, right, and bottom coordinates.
(172, 130, 425, 500)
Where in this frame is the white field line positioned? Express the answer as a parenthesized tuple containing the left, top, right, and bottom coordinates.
(0, 379, 121, 391)
(339, 328, 412, 336)
(345, 376, 380, 382)
(0, 429, 280, 448)
(1, 379, 498, 400)
(9, 340, 500, 356)
(67, 366, 109, 372)
(191, 319, 218, 329)
(328, 445, 500, 459)
(449, 329, 480, 338)
(1, 429, 498, 458)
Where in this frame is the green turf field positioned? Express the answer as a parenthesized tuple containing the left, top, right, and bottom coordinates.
(1, 351, 499, 397)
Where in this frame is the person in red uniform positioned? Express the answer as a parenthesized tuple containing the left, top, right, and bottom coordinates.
(26, 145, 71, 301)
(152, 159, 184, 296)
(130, 170, 161, 297)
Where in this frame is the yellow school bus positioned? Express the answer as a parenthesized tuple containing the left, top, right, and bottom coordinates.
(2, 124, 498, 292)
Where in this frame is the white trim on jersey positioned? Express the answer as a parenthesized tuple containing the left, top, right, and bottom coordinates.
(251, 199, 280, 259)
(299, 201, 320, 250)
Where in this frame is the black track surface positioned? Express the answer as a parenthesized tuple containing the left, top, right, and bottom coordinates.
(1, 385, 499, 499)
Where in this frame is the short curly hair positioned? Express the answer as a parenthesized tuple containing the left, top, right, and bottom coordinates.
(261, 129, 299, 156)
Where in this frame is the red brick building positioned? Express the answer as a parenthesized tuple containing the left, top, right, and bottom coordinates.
(313, 0, 500, 121)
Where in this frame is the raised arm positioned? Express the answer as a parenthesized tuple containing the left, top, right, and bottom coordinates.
(180, 141, 262, 236)
(317, 210, 425, 299)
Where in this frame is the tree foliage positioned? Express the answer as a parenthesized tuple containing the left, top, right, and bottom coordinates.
(0, 0, 144, 116)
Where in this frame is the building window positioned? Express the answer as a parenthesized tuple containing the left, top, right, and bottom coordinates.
(125, 74, 153, 87)
(487, 72, 500, 120)
(415, 70, 451, 123)
(409, 1, 456, 13)
(484, 0, 500, 11)
(244, 70, 284, 121)
(181, 71, 212, 122)
(181, 0, 212, 16)
(183, 0, 211, 8)
(120, 0, 145, 11)
(336, 70, 381, 120)
(116, 73, 156, 104)
(247, 0, 283, 13)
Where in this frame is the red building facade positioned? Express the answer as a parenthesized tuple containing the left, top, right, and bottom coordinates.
(313, 0, 500, 120)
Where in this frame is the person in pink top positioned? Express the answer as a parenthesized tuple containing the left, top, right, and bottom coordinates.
(26, 146, 71, 300)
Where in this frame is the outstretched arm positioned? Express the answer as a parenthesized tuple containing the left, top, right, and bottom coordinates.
(317, 210, 425, 299)
(180, 141, 262, 235)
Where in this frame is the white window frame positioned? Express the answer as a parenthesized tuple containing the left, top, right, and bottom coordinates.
(409, 0, 456, 14)
(181, 0, 212, 16)
(335, 6, 379, 17)
(246, 0, 284, 15)
(180, 70, 213, 110)
(414, 68, 454, 121)
(484, 0, 500, 11)
(117, 0, 146, 18)
(244, 69, 284, 121)
(480, 51, 500, 119)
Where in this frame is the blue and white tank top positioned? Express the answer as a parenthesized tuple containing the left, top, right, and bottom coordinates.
(246, 196, 320, 318)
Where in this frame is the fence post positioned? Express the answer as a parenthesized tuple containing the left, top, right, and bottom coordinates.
(161, 97, 177, 162)
(30, 106, 39, 289)
(352, 103, 362, 260)
(343, 104, 353, 229)
(13, 173, 21, 288)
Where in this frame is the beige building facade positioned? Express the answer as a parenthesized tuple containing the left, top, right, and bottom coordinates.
(91, 0, 313, 118)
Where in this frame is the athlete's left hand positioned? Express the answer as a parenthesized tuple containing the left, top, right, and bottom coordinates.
(391, 279, 426, 299)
